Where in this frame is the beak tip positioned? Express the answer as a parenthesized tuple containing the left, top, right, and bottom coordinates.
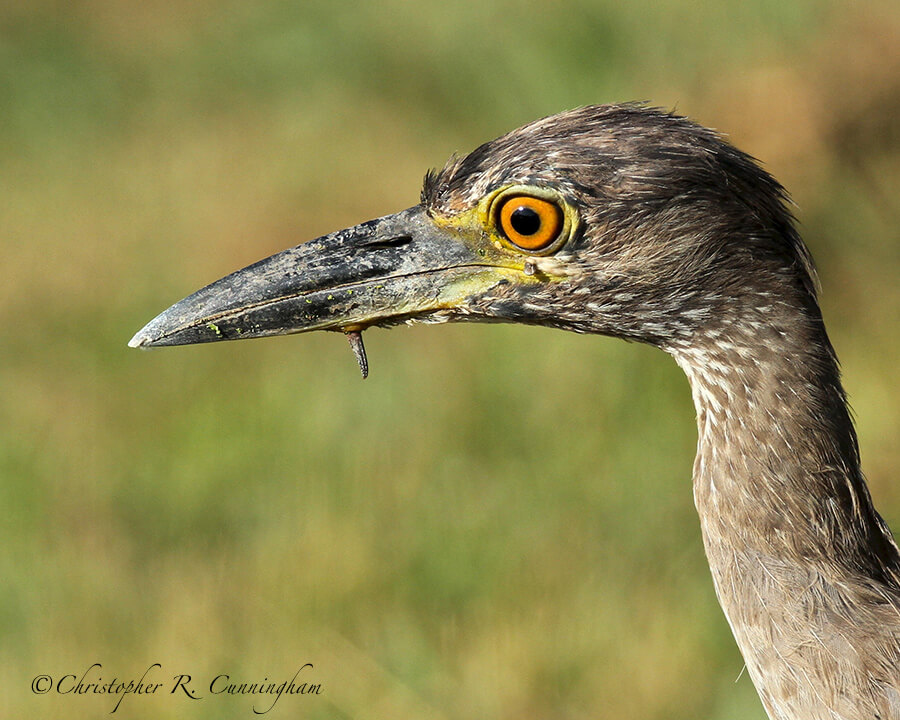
(128, 306, 199, 349)
(128, 328, 153, 349)
(129, 316, 170, 348)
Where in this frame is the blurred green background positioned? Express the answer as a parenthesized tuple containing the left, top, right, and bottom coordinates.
(2, 1, 898, 718)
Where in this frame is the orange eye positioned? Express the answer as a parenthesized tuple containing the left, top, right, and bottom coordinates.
(497, 195, 563, 251)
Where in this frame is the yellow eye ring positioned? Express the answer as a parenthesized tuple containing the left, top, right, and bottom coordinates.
(497, 195, 563, 251)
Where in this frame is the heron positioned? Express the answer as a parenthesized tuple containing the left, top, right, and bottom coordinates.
(130, 104, 900, 719)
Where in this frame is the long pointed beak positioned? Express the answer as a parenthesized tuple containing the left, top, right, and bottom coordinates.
(129, 205, 511, 350)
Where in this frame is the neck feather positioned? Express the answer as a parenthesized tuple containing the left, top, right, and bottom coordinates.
(670, 296, 900, 720)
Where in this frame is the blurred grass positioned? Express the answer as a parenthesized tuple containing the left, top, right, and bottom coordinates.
(2, 1, 898, 718)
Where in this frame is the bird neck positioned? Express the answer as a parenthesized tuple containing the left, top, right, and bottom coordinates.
(670, 297, 900, 718)
(671, 302, 898, 578)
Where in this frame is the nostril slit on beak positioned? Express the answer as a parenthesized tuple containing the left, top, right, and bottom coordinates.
(362, 234, 413, 249)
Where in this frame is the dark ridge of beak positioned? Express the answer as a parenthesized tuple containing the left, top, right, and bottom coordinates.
(128, 205, 501, 349)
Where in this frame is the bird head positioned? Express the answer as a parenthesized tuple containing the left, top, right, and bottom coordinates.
(129, 104, 817, 363)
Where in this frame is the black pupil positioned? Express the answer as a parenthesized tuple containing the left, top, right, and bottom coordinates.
(510, 206, 542, 236)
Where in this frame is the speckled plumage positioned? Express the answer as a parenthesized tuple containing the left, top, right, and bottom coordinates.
(425, 105, 900, 719)
(132, 103, 900, 719)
